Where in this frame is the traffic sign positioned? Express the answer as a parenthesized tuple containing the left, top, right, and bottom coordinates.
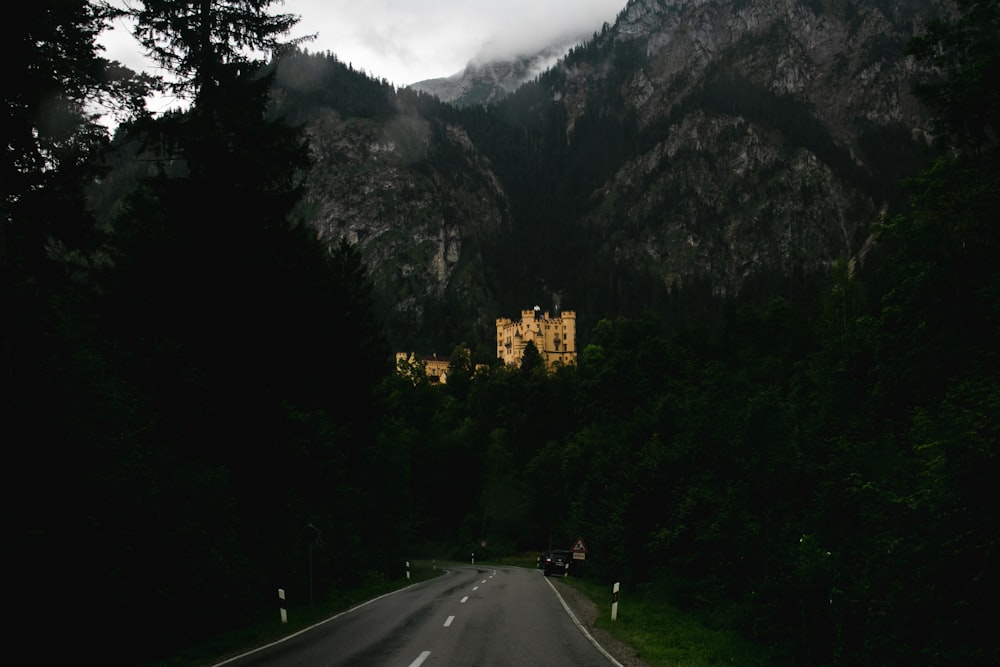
(571, 537, 587, 560)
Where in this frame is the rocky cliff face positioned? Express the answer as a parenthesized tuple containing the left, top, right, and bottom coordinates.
(281, 1, 949, 349)
(588, 0, 935, 137)
(550, 0, 944, 297)
(269, 56, 513, 344)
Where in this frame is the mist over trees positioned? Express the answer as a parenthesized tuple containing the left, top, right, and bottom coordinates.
(4, 1, 998, 665)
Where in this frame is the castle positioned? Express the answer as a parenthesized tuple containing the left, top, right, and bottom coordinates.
(496, 306, 577, 368)
(396, 307, 577, 383)
(394, 352, 452, 384)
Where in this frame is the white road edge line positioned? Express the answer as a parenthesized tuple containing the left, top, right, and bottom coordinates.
(444, 615, 455, 627)
(210, 571, 453, 666)
(409, 650, 432, 667)
(545, 577, 625, 667)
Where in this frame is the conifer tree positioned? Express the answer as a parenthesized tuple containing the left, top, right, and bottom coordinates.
(5, 1, 154, 659)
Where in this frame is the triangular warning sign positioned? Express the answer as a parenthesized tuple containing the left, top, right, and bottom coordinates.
(572, 538, 587, 553)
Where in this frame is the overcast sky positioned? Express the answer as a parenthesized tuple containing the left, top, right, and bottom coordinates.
(100, 1, 625, 90)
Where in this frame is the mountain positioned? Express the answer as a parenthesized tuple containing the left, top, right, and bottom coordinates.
(408, 36, 586, 107)
(269, 53, 512, 351)
(541, 0, 942, 298)
(271, 0, 949, 352)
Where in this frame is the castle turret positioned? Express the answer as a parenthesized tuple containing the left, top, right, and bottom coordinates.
(496, 307, 577, 369)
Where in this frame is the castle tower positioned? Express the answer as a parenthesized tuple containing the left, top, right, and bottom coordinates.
(496, 306, 577, 369)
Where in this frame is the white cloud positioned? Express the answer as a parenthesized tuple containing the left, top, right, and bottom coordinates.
(272, 0, 625, 85)
(97, 1, 626, 90)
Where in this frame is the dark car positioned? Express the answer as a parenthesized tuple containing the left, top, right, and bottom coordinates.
(543, 549, 573, 577)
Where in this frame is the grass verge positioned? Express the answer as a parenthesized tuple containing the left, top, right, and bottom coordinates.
(559, 577, 780, 666)
(150, 560, 446, 667)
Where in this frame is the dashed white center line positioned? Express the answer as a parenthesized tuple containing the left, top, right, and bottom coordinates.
(473, 586, 479, 591)
(481, 579, 487, 584)
(409, 650, 431, 667)
(460, 595, 469, 603)
(444, 615, 455, 627)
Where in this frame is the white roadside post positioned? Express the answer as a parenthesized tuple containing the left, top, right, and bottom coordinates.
(612, 582, 620, 622)
(278, 588, 287, 624)
(406, 561, 411, 580)
(472, 552, 475, 565)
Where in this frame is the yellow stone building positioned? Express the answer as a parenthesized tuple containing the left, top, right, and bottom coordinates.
(496, 306, 577, 368)
(395, 352, 451, 384)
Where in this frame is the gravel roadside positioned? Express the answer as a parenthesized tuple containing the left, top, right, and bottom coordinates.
(549, 577, 652, 667)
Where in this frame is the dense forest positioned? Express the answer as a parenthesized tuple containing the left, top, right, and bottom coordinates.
(4, 0, 998, 665)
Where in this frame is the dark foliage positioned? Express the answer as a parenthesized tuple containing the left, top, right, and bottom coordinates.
(6, 2, 394, 663)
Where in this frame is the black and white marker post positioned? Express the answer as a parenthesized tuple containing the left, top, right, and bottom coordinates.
(278, 588, 287, 624)
(611, 582, 620, 622)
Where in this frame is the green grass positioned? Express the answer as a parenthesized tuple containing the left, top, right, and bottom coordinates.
(487, 551, 547, 569)
(150, 561, 446, 667)
(560, 577, 780, 667)
(445, 550, 547, 570)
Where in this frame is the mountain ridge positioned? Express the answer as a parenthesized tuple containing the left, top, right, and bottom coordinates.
(270, 0, 948, 352)
(408, 35, 587, 107)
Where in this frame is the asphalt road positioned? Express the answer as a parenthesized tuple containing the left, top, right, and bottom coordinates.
(214, 564, 620, 666)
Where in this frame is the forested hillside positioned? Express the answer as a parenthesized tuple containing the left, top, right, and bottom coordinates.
(5, 1, 998, 665)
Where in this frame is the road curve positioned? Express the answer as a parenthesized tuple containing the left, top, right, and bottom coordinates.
(214, 564, 621, 666)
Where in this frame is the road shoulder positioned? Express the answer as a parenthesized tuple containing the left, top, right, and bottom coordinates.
(549, 577, 652, 667)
